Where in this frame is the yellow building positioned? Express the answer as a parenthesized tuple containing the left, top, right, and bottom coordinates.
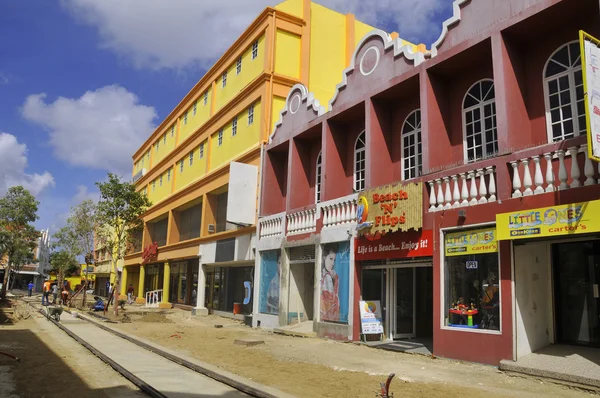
(124, 0, 420, 312)
(50, 264, 95, 291)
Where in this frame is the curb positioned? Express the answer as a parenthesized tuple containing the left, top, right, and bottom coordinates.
(76, 312, 296, 398)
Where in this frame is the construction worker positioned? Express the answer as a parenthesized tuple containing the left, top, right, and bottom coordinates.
(42, 279, 51, 306)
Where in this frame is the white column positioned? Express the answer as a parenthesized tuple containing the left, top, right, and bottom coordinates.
(428, 181, 437, 211)
(522, 158, 533, 196)
(487, 167, 496, 202)
(194, 259, 208, 315)
(584, 149, 596, 186)
(544, 153, 555, 193)
(532, 156, 544, 194)
(511, 161, 522, 198)
(568, 147, 581, 188)
(436, 179, 444, 210)
(443, 177, 452, 209)
(477, 169, 487, 204)
(557, 149, 568, 190)
(460, 173, 469, 206)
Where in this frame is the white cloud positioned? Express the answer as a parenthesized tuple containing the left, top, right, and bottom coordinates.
(0, 72, 8, 85)
(21, 85, 157, 177)
(73, 185, 99, 204)
(0, 132, 55, 196)
(60, 0, 446, 70)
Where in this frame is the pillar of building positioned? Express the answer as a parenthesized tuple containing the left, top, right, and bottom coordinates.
(159, 262, 172, 308)
(136, 264, 145, 304)
(194, 259, 208, 316)
(119, 266, 128, 299)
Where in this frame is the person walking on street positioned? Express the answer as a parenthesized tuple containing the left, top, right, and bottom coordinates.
(127, 284, 134, 304)
(61, 286, 69, 306)
(107, 283, 114, 306)
(51, 283, 59, 304)
(27, 281, 34, 297)
(42, 279, 51, 306)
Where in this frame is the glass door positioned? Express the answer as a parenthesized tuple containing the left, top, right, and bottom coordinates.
(393, 267, 415, 339)
(553, 241, 600, 347)
(361, 269, 386, 335)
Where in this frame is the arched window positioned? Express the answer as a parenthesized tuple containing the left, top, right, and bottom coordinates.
(402, 109, 422, 180)
(315, 152, 322, 203)
(354, 131, 366, 192)
(463, 79, 498, 162)
(543, 41, 584, 142)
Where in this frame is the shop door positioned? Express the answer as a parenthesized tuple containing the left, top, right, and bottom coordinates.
(392, 268, 415, 339)
(553, 240, 600, 347)
(362, 269, 387, 334)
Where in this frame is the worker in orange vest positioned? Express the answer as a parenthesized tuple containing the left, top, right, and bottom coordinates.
(42, 279, 51, 306)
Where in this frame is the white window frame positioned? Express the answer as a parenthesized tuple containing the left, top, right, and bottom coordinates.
(248, 104, 254, 125)
(354, 131, 366, 192)
(152, 181, 156, 191)
(204, 92, 208, 106)
(189, 151, 194, 166)
(252, 40, 259, 60)
(163, 134, 166, 145)
(232, 116, 238, 136)
(218, 129, 223, 146)
(183, 111, 188, 125)
(401, 109, 422, 181)
(193, 102, 197, 116)
(462, 79, 498, 163)
(171, 125, 175, 137)
(236, 56, 242, 75)
(199, 143, 204, 159)
(222, 71, 227, 88)
(179, 160, 184, 173)
(315, 151, 322, 203)
(159, 176, 163, 187)
(543, 40, 584, 143)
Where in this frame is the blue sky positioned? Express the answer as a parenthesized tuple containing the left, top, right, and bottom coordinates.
(0, 0, 453, 233)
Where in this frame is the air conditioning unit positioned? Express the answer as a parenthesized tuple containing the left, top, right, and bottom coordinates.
(208, 224, 216, 233)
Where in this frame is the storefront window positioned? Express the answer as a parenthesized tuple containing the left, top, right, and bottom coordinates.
(259, 251, 280, 315)
(444, 228, 500, 331)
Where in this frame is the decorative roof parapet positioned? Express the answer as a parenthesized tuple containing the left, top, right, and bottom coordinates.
(328, 29, 427, 111)
(429, 0, 470, 57)
(269, 83, 325, 144)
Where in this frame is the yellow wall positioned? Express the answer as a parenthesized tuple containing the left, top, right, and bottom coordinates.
(355, 20, 374, 47)
(179, 86, 212, 144)
(134, 149, 151, 175)
(271, 95, 286, 133)
(152, 126, 177, 168)
(174, 140, 209, 192)
(214, 35, 265, 112)
(148, 167, 173, 205)
(275, 30, 301, 79)
(308, 3, 347, 107)
(210, 101, 261, 170)
(275, 0, 303, 18)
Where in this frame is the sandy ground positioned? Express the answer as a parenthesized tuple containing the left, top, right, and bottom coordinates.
(0, 299, 144, 398)
(110, 310, 595, 398)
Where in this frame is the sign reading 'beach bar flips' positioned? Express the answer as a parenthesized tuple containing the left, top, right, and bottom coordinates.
(356, 182, 423, 235)
(496, 201, 600, 240)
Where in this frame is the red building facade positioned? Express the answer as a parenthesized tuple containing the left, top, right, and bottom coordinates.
(253, 0, 600, 365)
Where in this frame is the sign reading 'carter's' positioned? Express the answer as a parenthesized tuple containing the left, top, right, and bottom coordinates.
(356, 182, 422, 235)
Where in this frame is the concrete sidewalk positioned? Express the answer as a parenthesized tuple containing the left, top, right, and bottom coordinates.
(60, 316, 249, 397)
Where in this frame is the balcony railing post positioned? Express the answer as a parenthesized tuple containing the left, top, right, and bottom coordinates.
(584, 150, 596, 186)
(532, 156, 544, 194)
(568, 147, 581, 188)
(557, 149, 568, 190)
(486, 166, 496, 202)
(522, 158, 533, 196)
(510, 161, 522, 198)
(460, 173, 469, 206)
(452, 175, 460, 208)
(544, 153, 555, 192)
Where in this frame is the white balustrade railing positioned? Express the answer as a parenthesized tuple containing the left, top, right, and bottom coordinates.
(510, 145, 598, 197)
(318, 193, 358, 228)
(258, 212, 286, 238)
(287, 208, 317, 235)
(145, 289, 163, 308)
(427, 166, 496, 212)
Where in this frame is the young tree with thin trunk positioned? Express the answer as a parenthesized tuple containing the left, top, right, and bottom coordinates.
(0, 186, 39, 300)
(96, 173, 151, 315)
(53, 200, 97, 306)
(49, 250, 79, 296)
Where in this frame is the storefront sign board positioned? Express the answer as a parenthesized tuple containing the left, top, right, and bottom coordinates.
(356, 182, 422, 235)
(359, 300, 384, 335)
(496, 201, 600, 240)
(580, 30, 600, 161)
(445, 227, 497, 256)
(356, 229, 433, 261)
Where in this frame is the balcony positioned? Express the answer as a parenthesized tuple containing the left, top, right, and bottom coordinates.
(425, 136, 599, 211)
(286, 207, 317, 235)
(258, 212, 286, 239)
(318, 193, 358, 228)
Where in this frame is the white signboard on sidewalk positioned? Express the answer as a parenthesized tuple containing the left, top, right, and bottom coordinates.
(359, 300, 384, 335)
(583, 35, 600, 161)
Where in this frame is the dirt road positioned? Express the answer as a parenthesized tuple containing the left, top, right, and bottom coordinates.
(0, 301, 143, 398)
(113, 311, 593, 398)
